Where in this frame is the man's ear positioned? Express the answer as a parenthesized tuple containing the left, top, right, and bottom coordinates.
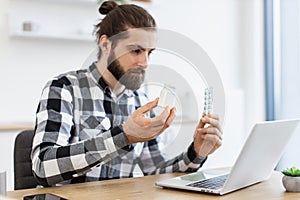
(99, 35, 111, 54)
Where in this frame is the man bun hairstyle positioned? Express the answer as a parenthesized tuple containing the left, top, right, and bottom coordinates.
(98, 1, 118, 15)
(95, 0, 156, 59)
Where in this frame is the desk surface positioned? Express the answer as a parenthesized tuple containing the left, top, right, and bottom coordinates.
(6, 171, 300, 200)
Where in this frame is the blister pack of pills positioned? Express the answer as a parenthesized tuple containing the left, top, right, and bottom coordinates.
(203, 87, 213, 115)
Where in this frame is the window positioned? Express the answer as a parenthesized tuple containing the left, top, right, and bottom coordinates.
(265, 0, 300, 169)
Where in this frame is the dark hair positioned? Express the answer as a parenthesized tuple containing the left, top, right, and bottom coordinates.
(94, 1, 156, 59)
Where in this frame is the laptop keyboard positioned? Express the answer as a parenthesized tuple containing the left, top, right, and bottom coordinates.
(186, 174, 229, 190)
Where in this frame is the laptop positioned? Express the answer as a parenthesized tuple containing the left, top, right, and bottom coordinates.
(156, 119, 300, 195)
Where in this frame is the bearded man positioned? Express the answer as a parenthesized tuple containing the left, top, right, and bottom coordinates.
(31, 1, 222, 187)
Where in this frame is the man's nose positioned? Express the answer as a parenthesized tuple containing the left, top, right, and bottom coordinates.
(138, 52, 148, 68)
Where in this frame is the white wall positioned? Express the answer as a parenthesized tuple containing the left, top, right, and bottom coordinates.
(0, 0, 98, 191)
(0, 0, 98, 123)
(0, 0, 265, 191)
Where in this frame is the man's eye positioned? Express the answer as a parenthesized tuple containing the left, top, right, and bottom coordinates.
(132, 49, 142, 54)
(148, 50, 154, 56)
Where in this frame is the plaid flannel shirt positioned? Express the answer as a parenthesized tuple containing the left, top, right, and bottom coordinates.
(31, 63, 207, 186)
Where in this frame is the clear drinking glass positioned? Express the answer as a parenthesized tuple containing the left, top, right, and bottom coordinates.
(155, 84, 176, 115)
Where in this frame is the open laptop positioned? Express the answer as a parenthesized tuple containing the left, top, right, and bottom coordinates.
(156, 119, 300, 195)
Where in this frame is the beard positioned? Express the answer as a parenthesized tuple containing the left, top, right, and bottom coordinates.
(107, 52, 145, 91)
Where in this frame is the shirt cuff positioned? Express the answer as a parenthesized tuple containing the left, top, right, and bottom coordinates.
(94, 125, 129, 161)
(187, 142, 207, 164)
(104, 125, 129, 150)
(86, 126, 129, 165)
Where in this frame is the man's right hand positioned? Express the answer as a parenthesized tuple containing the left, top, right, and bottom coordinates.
(122, 98, 176, 144)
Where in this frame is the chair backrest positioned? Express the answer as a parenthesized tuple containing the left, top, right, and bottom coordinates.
(14, 130, 39, 190)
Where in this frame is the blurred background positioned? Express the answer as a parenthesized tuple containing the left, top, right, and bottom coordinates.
(0, 0, 299, 190)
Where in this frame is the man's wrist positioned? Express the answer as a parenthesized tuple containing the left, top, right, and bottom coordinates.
(189, 142, 207, 160)
(107, 125, 129, 148)
(121, 122, 130, 144)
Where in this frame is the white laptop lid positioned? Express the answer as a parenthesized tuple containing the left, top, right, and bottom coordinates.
(221, 118, 300, 194)
(156, 119, 300, 195)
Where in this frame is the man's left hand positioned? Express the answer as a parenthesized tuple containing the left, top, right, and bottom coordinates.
(193, 114, 223, 157)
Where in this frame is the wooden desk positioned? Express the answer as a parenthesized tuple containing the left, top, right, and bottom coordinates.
(0, 122, 33, 131)
(6, 171, 300, 200)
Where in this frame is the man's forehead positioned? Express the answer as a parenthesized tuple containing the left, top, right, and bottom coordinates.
(115, 29, 156, 49)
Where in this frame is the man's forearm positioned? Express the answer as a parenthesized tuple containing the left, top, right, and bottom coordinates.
(32, 126, 128, 186)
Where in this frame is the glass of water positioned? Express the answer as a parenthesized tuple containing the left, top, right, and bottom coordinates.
(155, 84, 176, 115)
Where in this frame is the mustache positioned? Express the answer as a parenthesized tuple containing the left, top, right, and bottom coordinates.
(127, 67, 145, 74)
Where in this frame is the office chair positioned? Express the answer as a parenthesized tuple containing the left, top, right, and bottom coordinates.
(14, 130, 39, 190)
